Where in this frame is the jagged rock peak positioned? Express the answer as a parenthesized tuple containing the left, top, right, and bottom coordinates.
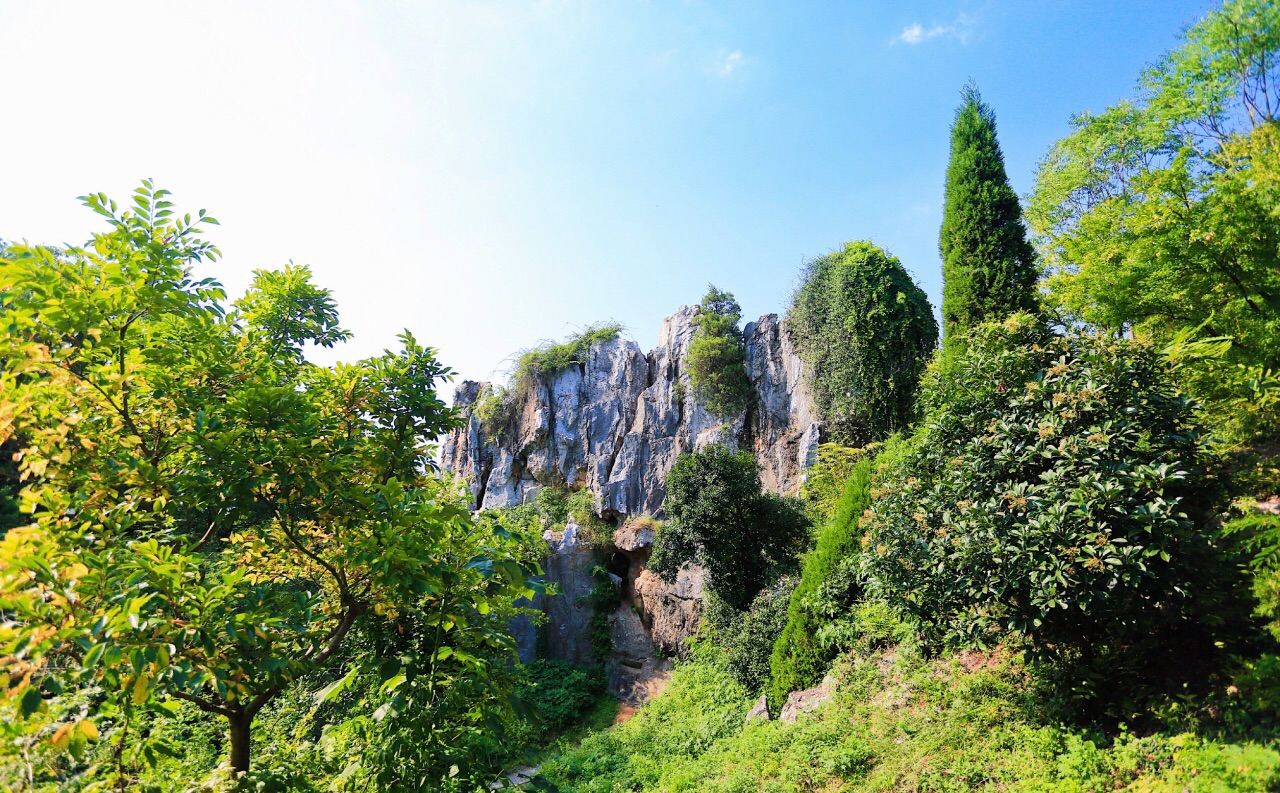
(440, 305, 820, 518)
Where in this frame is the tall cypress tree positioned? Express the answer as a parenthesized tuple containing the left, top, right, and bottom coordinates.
(939, 83, 1037, 349)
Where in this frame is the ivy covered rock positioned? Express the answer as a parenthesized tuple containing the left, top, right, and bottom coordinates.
(788, 241, 937, 446)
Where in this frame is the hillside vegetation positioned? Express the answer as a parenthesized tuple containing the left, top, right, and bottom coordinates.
(2, 1, 1278, 791)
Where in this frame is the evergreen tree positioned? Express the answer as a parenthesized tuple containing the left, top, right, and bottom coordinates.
(939, 83, 1037, 349)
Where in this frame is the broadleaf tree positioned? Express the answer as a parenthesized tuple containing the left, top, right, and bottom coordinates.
(0, 183, 540, 782)
(1028, 0, 1280, 446)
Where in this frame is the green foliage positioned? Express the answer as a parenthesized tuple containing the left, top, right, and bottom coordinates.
(513, 323, 623, 397)
(471, 383, 514, 440)
(649, 446, 809, 610)
(799, 442, 874, 524)
(0, 183, 541, 786)
(495, 485, 610, 552)
(1225, 510, 1280, 641)
(788, 241, 938, 446)
(687, 285, 753, 416)
(516, 659, 607, 736)
(702, 577, 796, 695)
(769, 455, 875, 708)
(863, 314, 1245, 709)
(1029, 1, 1280, 444)
(940, 83, 1039, 349)
(583, 566, 622, 663)
(538, 641, 1280, 792)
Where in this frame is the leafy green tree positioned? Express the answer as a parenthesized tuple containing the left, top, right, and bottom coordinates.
(687, 285, 753, 416)
(940, 83, 1038, 349)
(788, 241, 937, 446)
(769, 454, 874, 708)
(0, 184, 537, 782)
(863, 314, 1249, 712)
(649, 446, 808, 611)
(702, 577, 796, 695)
(1029, 0, 1280, 443)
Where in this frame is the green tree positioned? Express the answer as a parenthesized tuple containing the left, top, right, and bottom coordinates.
(769, 454, 874, 708)
(863, 314, 1248, 712)
(0, 184, 538, 782)
(940, 83, 1038, 349)
(687, 285, 753, 416)
(1029, 0, 1280, 445)
(788, 241, 937, 446)
(649, 446, 808, 611)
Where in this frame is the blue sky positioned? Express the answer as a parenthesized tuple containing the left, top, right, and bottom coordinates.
(0, 0, 1214, 388)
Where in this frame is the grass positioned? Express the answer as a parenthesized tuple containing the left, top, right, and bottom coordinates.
(512, 323, 623, 396)
(534, 638, 1280, 792)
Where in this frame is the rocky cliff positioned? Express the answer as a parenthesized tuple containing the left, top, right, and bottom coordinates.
(441, 306, 819, 516)
(440, 306, 821, 662)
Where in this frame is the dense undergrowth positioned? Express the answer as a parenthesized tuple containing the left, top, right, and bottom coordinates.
(537, 614, 1280, 792)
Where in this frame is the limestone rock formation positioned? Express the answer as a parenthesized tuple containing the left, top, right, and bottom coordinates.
(539, 522, 598, 666)
(633, 564, 704, 657)
(779, 674, 836, 723)
(440, 305, 821, 661)
(440, 305, 819, 518)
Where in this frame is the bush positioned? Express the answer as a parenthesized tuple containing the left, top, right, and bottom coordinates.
(687, 285, 753, 416)
(472, 383, 514, 440)
(704, 577, 797, 694)
(769, 455, 875, 708)
(518, 659, 607, 735)
(788, 241, 938, 446)
(496, 485, 611, 551)
(863, 314, 1245, 701)
(1225, 511, 1280, 642)
(513, 322, 623, 396)
(649, 446, 810, 610)
(799, 442, 873, 524)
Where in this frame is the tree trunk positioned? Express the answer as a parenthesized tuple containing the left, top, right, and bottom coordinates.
(228, 712, 251, 774)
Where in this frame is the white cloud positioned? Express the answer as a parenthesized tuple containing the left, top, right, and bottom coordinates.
(716, 48, 744, 77)
(893, 14, 975, 46)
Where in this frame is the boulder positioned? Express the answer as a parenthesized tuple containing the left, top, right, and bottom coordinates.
(745, 695, 769, 723)
(779, 675, 835, 723)
(633, 563, 703, 657)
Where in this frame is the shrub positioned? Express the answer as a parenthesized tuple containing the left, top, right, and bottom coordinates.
(650, 446, 810, 610)
(863, 314, 1244, 696)
(513, 322, 623, 396)
(770, 455, 875, 707)
(518, 659, 607, 735)
(1225, 510, 1280, 642)
(704, 577, 797, 694)
(788, 241, 938, 446)
(581, 565, 622, 662)
(799, 442, 874, 524)
(472, 383, 514, 439)
(496, 485, 611, 552)
(687, 285, 753, 416)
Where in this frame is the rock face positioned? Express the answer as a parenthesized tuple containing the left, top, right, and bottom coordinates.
(539, 523, 598, 666)
(440, 306, 821, 660)
(633, 563, 704, 657)
(779, 675, 836, 723)
(745, 695, 770, 723)
(441, 306, 819, 518)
